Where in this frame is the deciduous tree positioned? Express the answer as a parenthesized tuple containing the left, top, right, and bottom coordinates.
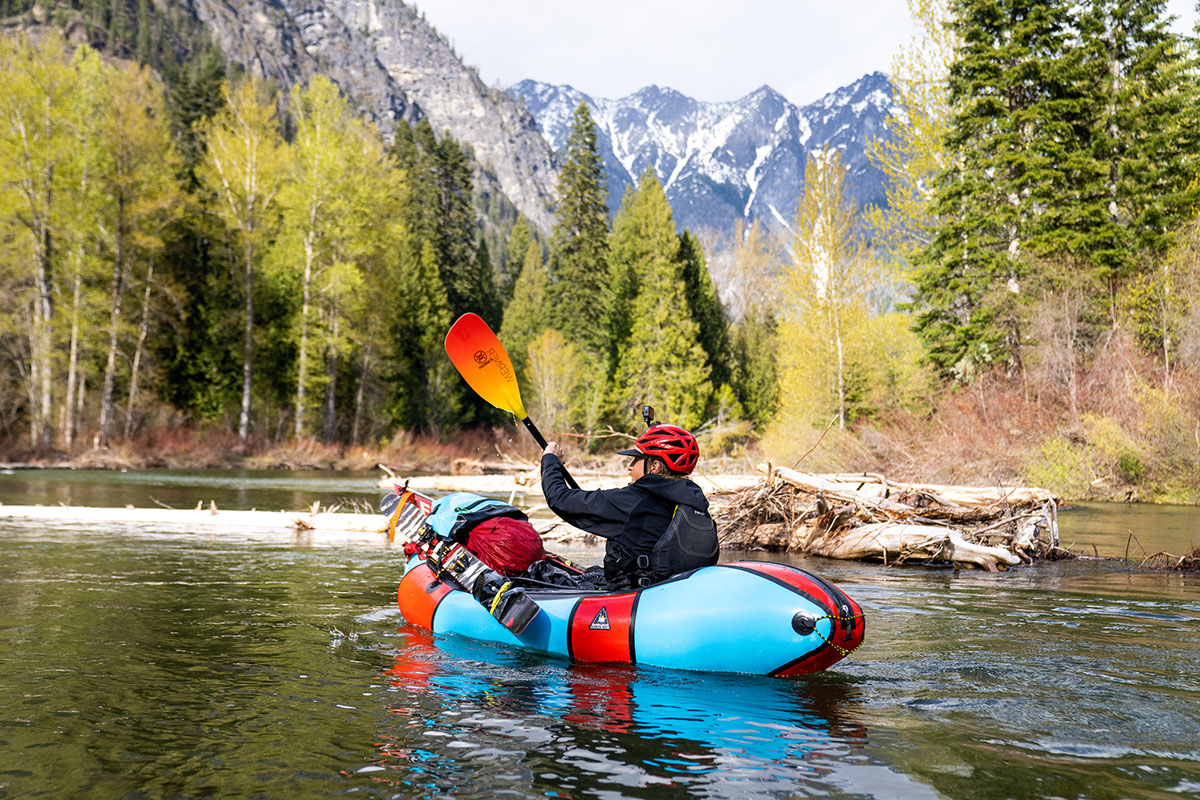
(194, 77, 286, 444)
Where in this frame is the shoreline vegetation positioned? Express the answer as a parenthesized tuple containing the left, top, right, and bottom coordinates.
(3, 12, 1200, 510)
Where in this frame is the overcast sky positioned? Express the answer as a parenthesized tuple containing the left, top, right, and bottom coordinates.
(414, 0, 1199, 107)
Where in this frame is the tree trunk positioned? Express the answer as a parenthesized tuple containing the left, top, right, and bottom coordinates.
(35, 205, 54, 451)
(63, 256, 83, 450)
(294, 237, 313, 440)
(124, 261, 154, 438)
(98, 204, 127, 444)
(238, 241, 254, 445)
(834, 307, 845, 430)
(351, 338, 371, 446)
(322, 313, 339, 445)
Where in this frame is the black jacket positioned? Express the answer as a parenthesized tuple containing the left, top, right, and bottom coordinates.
(540, 453, 710, 583)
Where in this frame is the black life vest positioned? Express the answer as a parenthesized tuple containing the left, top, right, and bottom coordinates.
(644, 503, 719, 583)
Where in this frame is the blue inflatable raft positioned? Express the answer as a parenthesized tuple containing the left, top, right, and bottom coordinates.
(397, 556, 865, 677)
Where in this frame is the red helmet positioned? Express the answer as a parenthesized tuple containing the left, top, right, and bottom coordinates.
(617, 424, 700, 474)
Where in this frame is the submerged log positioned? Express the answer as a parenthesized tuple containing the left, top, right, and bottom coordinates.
(715, 466, 1065, 570)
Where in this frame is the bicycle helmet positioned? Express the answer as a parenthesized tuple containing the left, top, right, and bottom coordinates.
(617, 424, 700, 475)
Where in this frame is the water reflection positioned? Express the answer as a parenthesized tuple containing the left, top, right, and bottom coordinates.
(367, 624, 904, 799)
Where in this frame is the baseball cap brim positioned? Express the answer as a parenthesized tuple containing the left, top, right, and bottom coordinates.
(616, 447, 643, 457)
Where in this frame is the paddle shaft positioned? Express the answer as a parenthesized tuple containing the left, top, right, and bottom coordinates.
(521, 417, 580, 491)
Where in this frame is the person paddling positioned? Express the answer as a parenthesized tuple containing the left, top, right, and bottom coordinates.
(541, 421, 716, 589)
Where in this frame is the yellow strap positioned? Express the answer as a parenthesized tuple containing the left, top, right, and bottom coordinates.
(384, 490, 415, 542)
(489, 581, 512, 615)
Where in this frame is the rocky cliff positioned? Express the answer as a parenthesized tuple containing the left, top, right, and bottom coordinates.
(184, 0, 558, 231)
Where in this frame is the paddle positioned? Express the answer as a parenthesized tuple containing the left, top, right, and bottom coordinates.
(445, 313, 580, 490)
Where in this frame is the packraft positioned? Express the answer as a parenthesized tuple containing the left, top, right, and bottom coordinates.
(386, 488, 866, 677)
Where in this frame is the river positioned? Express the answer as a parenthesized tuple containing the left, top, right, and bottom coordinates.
(0, 469, 1197, 798)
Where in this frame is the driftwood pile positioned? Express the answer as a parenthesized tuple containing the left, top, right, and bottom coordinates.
(1139, 548, 1200, 572)
(715, 466, 1067, 571)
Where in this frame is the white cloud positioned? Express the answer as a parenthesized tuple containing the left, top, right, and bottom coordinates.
(414, 0, 1199, 106)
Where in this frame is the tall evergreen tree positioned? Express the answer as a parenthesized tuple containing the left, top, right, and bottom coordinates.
(609, 175, 711, 429)
(498, 238, 552, 380)
(677, 230, 731, 390)
(549, 102, 610, 355)
(499, 214, 533, 304)
(911, 0, 1084, 378)
(1078, 0, 1200, 286)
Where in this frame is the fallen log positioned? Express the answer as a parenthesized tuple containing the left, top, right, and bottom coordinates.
(715, 466, 1065, 570)
(801, 522, 1020, 572)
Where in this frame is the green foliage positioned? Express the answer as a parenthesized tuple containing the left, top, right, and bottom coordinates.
(497, 238, 551, 382)
(549, 102, 610, 355)
(779, 146, 886, 430)
(730, 310, 779, 431)
(677, 230, 731, 391)
(609, 174, 711, 429)
(911, 0, 1200, 378)
(498, 215, 532, 303)
(1025, 435, 1096, 499)
(526, 328, 584, 439)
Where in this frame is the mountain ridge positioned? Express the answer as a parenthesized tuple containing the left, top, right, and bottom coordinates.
(510, 72, 895, 238)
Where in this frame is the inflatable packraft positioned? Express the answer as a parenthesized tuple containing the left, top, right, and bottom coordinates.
(386, 489, 866, 677)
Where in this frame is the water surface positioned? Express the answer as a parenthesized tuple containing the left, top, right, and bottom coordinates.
(0, 473, 1197, 798)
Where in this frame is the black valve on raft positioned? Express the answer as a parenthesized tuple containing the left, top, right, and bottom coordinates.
(429, 540, 540, 634)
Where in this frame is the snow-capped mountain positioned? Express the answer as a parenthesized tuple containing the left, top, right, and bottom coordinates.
(511, 73, 895, 237)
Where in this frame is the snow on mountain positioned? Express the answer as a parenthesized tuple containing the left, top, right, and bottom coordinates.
(510, 73, 895, 238)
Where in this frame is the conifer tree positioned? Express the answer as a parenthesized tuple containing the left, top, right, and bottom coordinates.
(605, 182, 663, 377)
(1078, 0, 1200, 286)
(677, 230, 731, 390)
(498, 238, 551, 380)
(730, 311, 779, 431)
(549, 102, 610, 355)
(499, 214, 533, 303)
(911, 0, 1084, 378)
(610, 174, 711, 429)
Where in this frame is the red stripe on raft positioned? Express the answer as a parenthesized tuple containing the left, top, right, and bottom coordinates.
(397, 563, 454, 631)
(569, 593, 637, 664)
(730, 562, 866, 677)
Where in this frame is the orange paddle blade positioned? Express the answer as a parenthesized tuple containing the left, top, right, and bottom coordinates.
(445, 313, 527, 419)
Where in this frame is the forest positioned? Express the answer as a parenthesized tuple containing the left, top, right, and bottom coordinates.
(1, 0, 1200, 503)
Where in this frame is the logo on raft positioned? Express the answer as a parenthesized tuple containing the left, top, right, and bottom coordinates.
(589, 608, 610, 630)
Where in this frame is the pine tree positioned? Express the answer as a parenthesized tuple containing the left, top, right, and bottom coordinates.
(498, 238, 551, 380)
(677, 230, 731, 390)
(1079, 0, 1200, 287)
(434, 132, 486, 319)
(610, 174, 711, 429)
(165, 45, 225, 180)
(911, 0, 1085, 378)
(730, 311, 779, 431)
(499, 214, 533, 303)
(606, 171, 680, 374)
(549, 102, 610, 355)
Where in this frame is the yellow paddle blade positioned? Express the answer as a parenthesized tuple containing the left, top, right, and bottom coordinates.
(444, 313, 527, 419)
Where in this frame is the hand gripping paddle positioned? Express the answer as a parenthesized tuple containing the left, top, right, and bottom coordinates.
(445, 313, 580, 490)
